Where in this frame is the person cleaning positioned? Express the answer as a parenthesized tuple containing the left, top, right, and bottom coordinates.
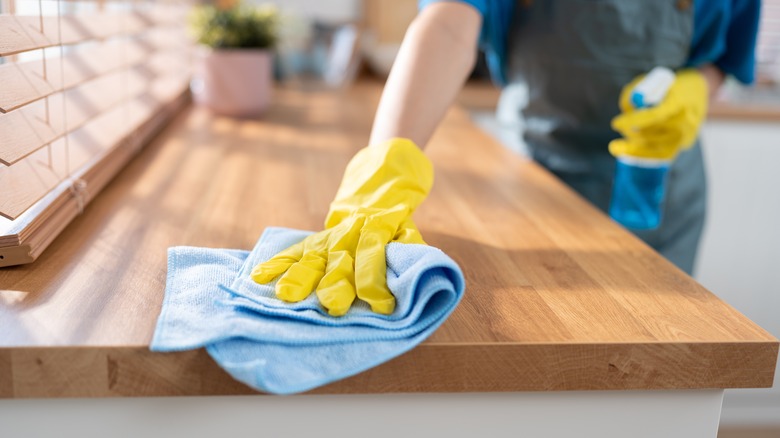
(253, 0, 761, 316)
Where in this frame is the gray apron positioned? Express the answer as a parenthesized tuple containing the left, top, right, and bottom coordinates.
(504, 0, 706, 274)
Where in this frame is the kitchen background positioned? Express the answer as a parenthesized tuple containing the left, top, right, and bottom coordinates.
(1, 0, 777, 432)
(256, 0, 780, 430)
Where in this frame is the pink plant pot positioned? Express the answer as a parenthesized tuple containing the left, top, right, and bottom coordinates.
(192, 48, 273, 117)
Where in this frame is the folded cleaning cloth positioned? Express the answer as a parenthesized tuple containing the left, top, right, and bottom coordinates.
(151, 227, 465, 395)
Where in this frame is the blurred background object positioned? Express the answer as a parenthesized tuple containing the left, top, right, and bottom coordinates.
(245, 0, 422, 85)
(753, 0, 779, 82)
(231, 0, 363, 87)
(710, 0, 780, 115)
(322, 23, 361, 87)
(189, 1, 279, 116)
(360, 0, 416, 78)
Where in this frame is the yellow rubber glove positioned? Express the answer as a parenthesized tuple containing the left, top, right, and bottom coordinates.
(610, 69, 708, 160)
(251, 138, 433, 316)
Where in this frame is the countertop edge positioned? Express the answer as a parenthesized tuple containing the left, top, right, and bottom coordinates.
(1, 340, 776, 398)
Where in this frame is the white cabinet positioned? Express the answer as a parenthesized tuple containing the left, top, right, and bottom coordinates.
(698, 119, 780, 426)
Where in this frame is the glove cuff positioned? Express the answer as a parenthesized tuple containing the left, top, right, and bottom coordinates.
(325, 138, 434, 229)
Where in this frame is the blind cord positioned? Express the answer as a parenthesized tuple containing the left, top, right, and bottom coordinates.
(56, 0, 86, 214)
(67, 178, 89, 215)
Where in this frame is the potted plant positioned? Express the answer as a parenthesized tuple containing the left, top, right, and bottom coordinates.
(189, 1, 279, 116)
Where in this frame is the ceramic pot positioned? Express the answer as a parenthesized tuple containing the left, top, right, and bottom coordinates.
(192, 48, 273, 116)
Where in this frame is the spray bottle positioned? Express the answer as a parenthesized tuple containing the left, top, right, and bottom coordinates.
(609, 67, 676, 230)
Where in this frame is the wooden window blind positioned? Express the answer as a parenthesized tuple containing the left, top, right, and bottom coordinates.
(0, 0, 193, 267)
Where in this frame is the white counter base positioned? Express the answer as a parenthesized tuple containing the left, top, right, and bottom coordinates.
(0, 389, 724, 438)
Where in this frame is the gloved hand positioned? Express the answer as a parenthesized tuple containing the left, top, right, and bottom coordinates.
(610, 69, 708, 161)
(251, 138, 433, 316)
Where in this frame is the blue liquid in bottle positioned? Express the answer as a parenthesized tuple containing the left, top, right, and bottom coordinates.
(609, 157, 670, 230)
(609, 66, 676, 230)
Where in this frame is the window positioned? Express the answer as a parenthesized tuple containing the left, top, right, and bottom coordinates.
(757, 0, 780, 83)
(0, 0, 192, 267)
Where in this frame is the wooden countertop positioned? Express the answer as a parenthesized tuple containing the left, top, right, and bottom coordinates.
(0, 81, 777, 398)
(455, 79, 780, 121)
(708, 101, 780, 121)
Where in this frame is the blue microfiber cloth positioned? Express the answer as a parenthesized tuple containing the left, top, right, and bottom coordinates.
(151, 227, 465, 395)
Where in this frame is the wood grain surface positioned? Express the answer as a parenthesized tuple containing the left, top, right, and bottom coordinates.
(0, 81, 777, 398)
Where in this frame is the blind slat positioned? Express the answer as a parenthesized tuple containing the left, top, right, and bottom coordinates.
(0, 30, 191, 113)
(0, 138, 69, 221)
(1, 55, 189, 165)
(0, 7, 186, 57)
(0, 93, 66, 166)
(0, 16, 58, 57)
(0, 60, 58, 114)
(0, 15, 128, 57)
(0, 60, 54, 113)
(0, 74, 190, 220)
(2, 40, 133, 113)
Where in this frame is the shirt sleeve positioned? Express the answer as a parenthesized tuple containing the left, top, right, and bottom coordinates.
(418, 0, 514, 86)
(688, 0, 761, 84)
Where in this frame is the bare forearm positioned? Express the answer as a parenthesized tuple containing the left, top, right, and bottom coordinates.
(369, 3, 481, 147)
(697, 64, 725, 98)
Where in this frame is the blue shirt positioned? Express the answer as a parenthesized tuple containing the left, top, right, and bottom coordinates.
(418, 0, 761, 86)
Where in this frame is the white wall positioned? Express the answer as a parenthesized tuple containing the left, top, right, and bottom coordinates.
(255, 0, 361, 23)
(698, 119, 780, 426)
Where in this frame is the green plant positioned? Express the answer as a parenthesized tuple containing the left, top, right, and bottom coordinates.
(189, 2, 279, 49)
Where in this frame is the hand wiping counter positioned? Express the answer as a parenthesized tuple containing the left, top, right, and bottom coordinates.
(151, 139, 465, 394)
